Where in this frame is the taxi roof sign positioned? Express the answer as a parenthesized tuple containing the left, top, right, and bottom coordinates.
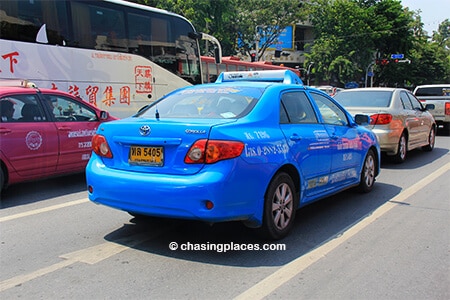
(215, 70, 303, 85)
(0, 79, 37, 88)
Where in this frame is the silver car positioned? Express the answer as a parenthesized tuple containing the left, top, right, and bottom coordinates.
(334, 88, 436, 163)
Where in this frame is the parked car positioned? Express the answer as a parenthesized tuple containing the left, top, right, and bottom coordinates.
(0, 80, 117, 193)
(86, 70, 380, 240)
(334, 88, 436, 163)
(413, 84, 450, 135)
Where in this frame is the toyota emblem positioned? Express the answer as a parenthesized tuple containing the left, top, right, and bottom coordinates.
(139, 125, 151, 136)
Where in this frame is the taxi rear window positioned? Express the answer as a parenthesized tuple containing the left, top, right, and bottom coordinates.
(139, 86, 264, 119)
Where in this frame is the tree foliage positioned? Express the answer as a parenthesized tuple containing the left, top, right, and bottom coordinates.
(305, 0, 415, 87)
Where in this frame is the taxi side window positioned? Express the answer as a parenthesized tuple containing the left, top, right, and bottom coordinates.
(406, 92, 423, 110)
(400, 92, 414, 110)
(280, 91, 318, 124)
(1, 95, 46, 122)
(310, 92, 349, 126)
(45, 95, 98, 122)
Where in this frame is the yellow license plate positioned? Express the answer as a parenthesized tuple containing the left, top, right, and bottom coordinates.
(129, 146, 164, 166)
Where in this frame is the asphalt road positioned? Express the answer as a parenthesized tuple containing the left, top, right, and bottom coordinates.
(1, 136, 449, 299)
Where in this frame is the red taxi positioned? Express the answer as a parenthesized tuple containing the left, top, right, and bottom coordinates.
(0, 80, 117, 193)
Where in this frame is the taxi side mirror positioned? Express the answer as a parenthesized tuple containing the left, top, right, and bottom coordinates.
(354, 114, 370, 125)
(99, 111, 109, 120)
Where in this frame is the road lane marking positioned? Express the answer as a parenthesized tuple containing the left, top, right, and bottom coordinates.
(0, 198, 89, 222)
(0, 260, 74, 292)
(0, 228, 172, 292)
(234, 162, 450, 300)
(60, 232, 154, 264)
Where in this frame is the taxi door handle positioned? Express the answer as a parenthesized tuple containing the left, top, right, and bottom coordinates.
(0, 128, 12, 134)
(290, 134, 302, 141)
(57, 126, 71, 131)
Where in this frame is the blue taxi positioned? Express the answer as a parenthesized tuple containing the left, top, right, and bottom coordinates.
(86, 70, 380, 240)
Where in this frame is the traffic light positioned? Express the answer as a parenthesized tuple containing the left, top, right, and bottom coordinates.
(251, 53, 256, 62)
(375, 59, 390, 65)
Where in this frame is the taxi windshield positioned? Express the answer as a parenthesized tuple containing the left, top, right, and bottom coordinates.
(137, 86, 264, 119)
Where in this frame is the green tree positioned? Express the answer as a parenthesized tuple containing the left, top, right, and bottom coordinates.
(305, 0, 374, 86)
(306, 0, 416, 87)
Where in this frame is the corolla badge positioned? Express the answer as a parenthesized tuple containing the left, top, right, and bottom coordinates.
(139, 125, 151, 136)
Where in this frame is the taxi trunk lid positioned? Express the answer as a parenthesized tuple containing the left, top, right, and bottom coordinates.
(98, 118, 235, 175)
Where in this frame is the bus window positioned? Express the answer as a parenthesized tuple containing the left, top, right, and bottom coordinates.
(71, 2, 127, 50)
(218, 63, 227, 74)
(0, 0, 69, 45)
(207, 62, 219, 83)
(227, 65, 238, 72)
(127, 13, 152, 52)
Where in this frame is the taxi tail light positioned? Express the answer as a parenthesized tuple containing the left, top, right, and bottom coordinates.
(92, 134, 113, 158)
(445, 102, 450, 115)
(185, 139, 244, 164)
(370, 113, 392, 125)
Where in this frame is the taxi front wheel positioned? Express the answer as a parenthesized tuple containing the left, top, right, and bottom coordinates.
(422, 127, 435, 152)
(258, 172, 297, 240)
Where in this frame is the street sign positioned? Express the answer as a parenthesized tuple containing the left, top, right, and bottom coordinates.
(391, 54, 404, 59)
(345, 82, 359, 89)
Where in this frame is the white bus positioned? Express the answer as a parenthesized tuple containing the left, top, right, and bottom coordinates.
(0, 0, 220, 118)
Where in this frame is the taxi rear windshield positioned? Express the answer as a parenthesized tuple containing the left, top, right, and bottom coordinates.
(138, 86, 264, 119)
(414, 87, 450, 97)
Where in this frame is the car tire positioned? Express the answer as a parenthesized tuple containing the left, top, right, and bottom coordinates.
(358, 149, 376, 193)
(258, 172, 297, 240)
(422, 127, 435, 152)
(392, 132, 407, 163)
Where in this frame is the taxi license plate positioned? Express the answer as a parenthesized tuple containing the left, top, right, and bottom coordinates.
(129, 146, 163, 166)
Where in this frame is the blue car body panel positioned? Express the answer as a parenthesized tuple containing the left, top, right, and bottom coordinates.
(86, 71, 380, 229)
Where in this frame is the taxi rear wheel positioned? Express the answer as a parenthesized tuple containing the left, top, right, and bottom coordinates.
(359, 149, 376, 193)
(258, 172, 297, 240)
(393, 133, 407, 163)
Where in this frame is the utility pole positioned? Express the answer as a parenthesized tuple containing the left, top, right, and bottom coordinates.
(307, 62, 314, 86)
(365, 62, 374, 88)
